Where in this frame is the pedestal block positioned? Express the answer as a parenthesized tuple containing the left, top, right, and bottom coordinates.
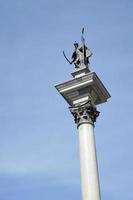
(55, 72, 110, 107)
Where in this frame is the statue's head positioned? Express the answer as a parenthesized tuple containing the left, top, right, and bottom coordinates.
(74, 42, 78, 48)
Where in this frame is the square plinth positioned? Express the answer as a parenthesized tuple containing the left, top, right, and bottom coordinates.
(55, 72, 111, 106)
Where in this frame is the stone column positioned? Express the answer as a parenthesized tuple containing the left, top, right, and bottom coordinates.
(70, 101, 101, 200)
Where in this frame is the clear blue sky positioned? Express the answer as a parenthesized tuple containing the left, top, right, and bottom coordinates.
(0, 0, 133, 199)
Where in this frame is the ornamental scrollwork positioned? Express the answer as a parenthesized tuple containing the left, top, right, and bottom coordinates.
(69, 100, 99, 126)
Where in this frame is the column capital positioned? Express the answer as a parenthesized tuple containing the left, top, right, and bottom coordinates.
(69, 101, 100, 127)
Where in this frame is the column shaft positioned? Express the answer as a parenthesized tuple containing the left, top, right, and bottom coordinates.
(78, 123, 101, 200)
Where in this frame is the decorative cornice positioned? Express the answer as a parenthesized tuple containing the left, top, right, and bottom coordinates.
(69, 101, 100, 127)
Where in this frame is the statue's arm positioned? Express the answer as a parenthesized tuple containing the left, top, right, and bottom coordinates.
(71, 52, 76, 63)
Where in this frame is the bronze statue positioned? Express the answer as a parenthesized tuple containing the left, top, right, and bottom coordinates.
(63, 28, 92, 69)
